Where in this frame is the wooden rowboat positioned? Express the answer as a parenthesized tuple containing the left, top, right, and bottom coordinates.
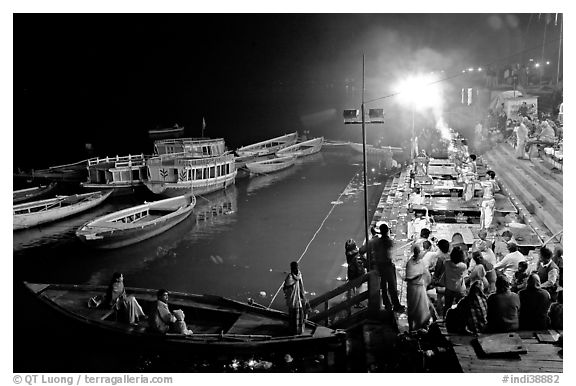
(24, 282, 345, 353)
(148, 124, 185, 140)
(76, 194, 196, 249)
(13, 182, 57, 204)
(13, 190, 112, 231)
(276, 137, 324, 158)
(245, 155, 296, 175)
(235, 132, 298, 157)
(348, 142, 404, 155)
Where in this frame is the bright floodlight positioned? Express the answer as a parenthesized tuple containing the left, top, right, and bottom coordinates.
(394, 73, 442, 111)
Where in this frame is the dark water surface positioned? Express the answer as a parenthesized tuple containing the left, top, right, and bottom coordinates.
(13, 146, 394, 372)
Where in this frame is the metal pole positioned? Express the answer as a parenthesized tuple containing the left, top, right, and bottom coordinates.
(556, 16, 562, 86)
(361, 55, 370, 268)
(411, 104, 415, 159)
(540, 20, 548, 85)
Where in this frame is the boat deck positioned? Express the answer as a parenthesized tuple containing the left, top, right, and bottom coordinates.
(436, 322, 563, 373)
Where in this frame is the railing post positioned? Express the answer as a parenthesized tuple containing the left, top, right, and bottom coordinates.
(367, 270, 381, 316)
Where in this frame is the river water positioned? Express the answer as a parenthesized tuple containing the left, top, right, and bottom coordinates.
(13, 145, 396, 372)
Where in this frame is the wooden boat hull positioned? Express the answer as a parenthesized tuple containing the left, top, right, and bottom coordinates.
(245, 156, 296, 174)
(81, 182, 146, 196)
(148, 127, 185, 140)
(13, 191, 112, 231)
(76, 195, 196, 249)
(24, 283, 345, 353)
(13, 182, 57, 204)
(144, 174, 236, 198)
(348, 142, 404, 155)
(235, 132, 298, 157)
(276, 137, 324, 158)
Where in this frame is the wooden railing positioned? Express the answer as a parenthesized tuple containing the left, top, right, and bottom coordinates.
(88, 154, 146, 167)
(308, 271, 381, 327)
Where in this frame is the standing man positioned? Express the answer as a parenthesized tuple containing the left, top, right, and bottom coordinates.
(515, 117, 529, 159)
(477, 170, 500, 230)
(373, 223, 405, 313)
(283, 261, 308, 335)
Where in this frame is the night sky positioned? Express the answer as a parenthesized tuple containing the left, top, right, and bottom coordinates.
(14, 13, 558, 169)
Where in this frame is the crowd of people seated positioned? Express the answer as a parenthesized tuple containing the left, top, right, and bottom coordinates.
(394, 227, 562, 334)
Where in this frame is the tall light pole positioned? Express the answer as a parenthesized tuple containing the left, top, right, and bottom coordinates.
(343, 55, 385, 269)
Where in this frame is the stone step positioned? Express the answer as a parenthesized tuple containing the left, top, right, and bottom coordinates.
(485, 151, 563, 220)
(493, 144, 563, 203)
(497, 143, 563, 186)
(483, 153, 562, 235)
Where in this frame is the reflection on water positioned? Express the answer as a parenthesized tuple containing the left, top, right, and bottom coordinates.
(245, 164, 299, 194)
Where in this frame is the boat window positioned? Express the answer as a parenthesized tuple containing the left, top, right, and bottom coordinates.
(195, 169, 202, 180)
(15, 209, 30, 215)
(188, 169, 192, 180)
(203, 168, 208, 179)
(226, 163, 230, 174)
(132, 169, 140, 181)
(120, 170, 130, 182)
(210, 166, 215, 178)
(172, 169, 178, 178)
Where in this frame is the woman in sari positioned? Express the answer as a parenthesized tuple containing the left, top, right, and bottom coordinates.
(283, 261, 308, 335)
(447, 280, 488, 334)
(104, 272, 146, 325)
(405, 245, 432, 331)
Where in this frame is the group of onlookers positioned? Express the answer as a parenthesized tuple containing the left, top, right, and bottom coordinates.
(397, 227, 563, 334)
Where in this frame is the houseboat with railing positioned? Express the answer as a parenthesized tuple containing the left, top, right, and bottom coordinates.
(144, 138, 237, 197)
(81, 154, 149, 195)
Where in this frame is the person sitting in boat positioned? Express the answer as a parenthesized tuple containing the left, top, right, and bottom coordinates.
(149, 289, 177, 334)
(104, 272, 146, 326)
(171, 309, 193, 336)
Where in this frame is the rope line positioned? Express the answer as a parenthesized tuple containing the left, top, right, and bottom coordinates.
(267, 172, 362, 309)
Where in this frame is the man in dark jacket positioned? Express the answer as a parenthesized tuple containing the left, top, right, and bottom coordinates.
(373, 223, 405, 313)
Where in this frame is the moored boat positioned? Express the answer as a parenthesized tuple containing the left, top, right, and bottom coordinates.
(148, 124, 185, 140)
(245, 155, 296, 174)
(144, 138, 237, 198)
(276, 137, 324, 158)
(235, 132, 298, 157)
(81, 154, 149, 195)
(13, 190, 112, 231)
(13, 182, 57, 204)
(14, 159, 88, 182)
(24, 282, 345, 353)
(348, 142, 403, 155)
(76, 194, 196, 249)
